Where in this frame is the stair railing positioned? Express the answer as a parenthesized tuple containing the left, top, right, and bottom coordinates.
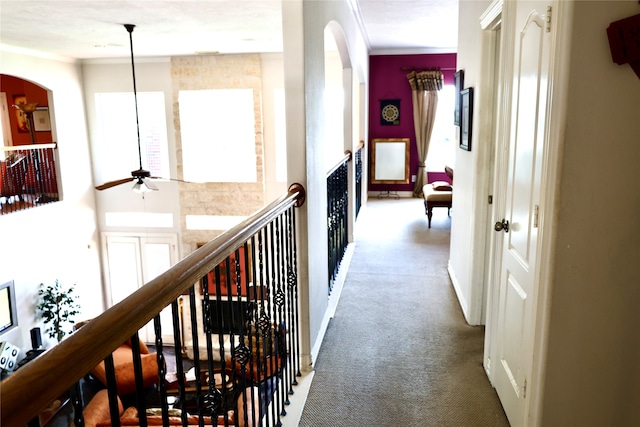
(1, 183, 305, 427)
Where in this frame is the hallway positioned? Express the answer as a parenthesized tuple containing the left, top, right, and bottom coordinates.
(299, 198, 509, 426)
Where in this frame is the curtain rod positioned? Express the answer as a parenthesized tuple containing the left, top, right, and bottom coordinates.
(400, 66, 456, 71)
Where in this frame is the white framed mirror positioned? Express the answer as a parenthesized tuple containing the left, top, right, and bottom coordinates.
(371, 138, 410, 184)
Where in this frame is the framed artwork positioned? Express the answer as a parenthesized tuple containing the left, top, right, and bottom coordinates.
(370, 137, 410, 184)
(454, 70, 464, 126)
(379, 99, 400, 126)
(460, 88, 473, 151)
(33, 107, 51, 132)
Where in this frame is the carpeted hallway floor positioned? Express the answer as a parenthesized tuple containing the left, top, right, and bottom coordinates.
(299, 197, 510, 426)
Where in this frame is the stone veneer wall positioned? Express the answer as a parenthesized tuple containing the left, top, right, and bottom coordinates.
(171, 54, 265, 255)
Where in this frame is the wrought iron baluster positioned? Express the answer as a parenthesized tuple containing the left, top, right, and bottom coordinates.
(71, 380, 84, 427)
(153, 314, 169, 426)
(284, 208, 296, 391)
(104, 354, 121, 427)
(273, 215, 285, 418)
(290, 205, 302, 379)
(255, 229, 267, 425)
(185, 284, 200, 425)
(130, 333, 148, 427)
(356, 148, 362, 218)
(204, 266, 225, 421)
(175, 295, 190, 426)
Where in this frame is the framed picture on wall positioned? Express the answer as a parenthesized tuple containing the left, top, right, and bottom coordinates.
(33, 107, 51, 132)
(454, 70, 464, 126)
(379, 99, 401, 126)
(460, 87, 473, 151)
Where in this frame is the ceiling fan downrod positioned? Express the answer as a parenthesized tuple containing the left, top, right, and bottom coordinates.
(125, 24, 144, 173)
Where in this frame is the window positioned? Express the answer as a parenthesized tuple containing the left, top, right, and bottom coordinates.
(179, 89, 257, 183)
(426, 85, 456, 171)
(95, 92, 169, 181)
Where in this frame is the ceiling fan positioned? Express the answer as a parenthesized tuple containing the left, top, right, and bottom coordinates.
(95, 24, 162, 193)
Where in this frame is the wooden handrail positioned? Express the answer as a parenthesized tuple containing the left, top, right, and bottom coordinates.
(325, 141, 364, 179)
(0, 142, 57, 151)
(326, 151, 352, 179)
(1, 184, 306, 427)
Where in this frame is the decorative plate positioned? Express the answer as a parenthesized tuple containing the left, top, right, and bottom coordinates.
(381, 104, 400, 123)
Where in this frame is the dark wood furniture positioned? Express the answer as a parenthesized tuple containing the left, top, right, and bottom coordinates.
(422, 166, 453, 228)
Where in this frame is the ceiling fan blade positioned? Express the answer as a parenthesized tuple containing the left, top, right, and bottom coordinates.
(149, 176, 195, 184)
(95, 177, 134, 190)
(142, 177, 158, 191)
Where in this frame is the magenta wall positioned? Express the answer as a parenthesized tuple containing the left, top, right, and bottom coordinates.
(368, 53, 456, 193)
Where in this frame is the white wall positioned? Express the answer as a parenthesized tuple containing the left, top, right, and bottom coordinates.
(261, 53, 288, 203)
(540, 1, 640, 425)
(448, 0, 492, 325)
(0, 49, 103, 352)
(282, 0, 369, 368)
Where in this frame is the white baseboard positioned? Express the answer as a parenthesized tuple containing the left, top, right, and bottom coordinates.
(309, 242, 355, 365)
(281, 370, 315, 426)
(447, 260, 472, 324)
(367, 190, 414, 199)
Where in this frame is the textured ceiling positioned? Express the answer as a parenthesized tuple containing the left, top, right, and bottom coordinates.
(0, 0, 458, 60)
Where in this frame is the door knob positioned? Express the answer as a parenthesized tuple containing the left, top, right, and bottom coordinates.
(494, 219, 509, 233)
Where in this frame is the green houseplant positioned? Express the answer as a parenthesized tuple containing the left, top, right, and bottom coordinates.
(37, 280, 80, 342)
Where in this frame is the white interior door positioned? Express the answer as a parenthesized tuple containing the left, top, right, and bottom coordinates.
(492, 2, 551, 425)
(103, 233, 179, 344)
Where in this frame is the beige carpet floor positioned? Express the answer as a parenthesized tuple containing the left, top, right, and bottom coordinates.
(299, 198, 510, 426)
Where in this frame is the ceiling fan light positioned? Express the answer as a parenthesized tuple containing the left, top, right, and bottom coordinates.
(132, 178, 155, 193)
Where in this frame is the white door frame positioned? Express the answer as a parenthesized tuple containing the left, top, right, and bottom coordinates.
(482, 0, 572, 425)
(480, 0, 515, 381)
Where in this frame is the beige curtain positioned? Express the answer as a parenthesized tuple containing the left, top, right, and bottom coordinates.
(407, 70, 443, 197)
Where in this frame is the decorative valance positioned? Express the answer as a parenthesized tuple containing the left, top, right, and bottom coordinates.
(406, 70, 444, 92)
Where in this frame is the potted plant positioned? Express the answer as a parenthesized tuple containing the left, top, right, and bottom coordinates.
(37, 280, 80, 342)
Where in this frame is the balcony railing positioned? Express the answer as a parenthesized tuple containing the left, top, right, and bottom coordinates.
(0, 143, 59, 215)
(355, 142, 363, 219)
(1, 184, 306, 427)
(327, 153, 350, 294)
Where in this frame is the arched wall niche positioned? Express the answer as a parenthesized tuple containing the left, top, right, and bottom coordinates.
(324, 24, 347, 170)
(325, 21, 351, 69)
(0, 74, 54, 145)
(323, 20, 366, 186)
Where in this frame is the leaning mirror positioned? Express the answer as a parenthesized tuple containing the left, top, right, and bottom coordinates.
(371, 138, 410, 184)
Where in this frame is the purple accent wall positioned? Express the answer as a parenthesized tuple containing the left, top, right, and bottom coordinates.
(368, 53, 456, 193)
